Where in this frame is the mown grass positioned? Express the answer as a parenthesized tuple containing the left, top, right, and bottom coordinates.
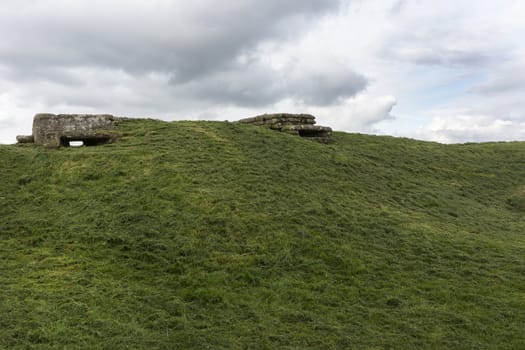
(1, 119, 524, 349)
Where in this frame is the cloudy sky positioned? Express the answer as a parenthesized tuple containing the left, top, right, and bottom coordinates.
(1, 0, 524, 144)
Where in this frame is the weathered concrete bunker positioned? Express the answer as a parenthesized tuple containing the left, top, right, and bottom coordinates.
(17, 114, 117, 148)
(16, 112, 334, 147)
(238, 113, 332, 143)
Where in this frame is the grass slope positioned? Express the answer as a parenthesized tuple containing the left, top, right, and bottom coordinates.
(1, 119, 524, 349)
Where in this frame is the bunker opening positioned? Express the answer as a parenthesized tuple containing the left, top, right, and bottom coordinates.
(60, 135, 112, 147)
(298, 129, 329, 138)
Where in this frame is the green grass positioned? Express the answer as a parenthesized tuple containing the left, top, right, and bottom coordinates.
(1, 118, 524, 349)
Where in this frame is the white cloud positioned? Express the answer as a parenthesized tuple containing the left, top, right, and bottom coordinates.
(369, 0, 525, 142)
(414, 112, 525, 144)
(312, 94, 397, 132)
(0, 93, 43, 144)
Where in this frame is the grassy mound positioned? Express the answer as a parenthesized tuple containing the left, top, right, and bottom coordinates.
(1, 119, 524, 349)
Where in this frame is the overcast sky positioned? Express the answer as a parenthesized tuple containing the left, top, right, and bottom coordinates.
(1, 0, 524, 144)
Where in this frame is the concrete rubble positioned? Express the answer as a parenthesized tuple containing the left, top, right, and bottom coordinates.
(238, 113, 332, 143)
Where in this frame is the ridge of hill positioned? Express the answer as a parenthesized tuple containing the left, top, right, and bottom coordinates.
(1, 119, 524, 349)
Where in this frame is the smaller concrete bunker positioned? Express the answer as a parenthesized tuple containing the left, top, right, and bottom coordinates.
(238, 113, 332, 142)
(17, 113, 117, 148)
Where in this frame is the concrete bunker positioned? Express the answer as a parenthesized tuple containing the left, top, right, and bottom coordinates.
(17, 113, 117, 148)
(238, 113, 332, 142)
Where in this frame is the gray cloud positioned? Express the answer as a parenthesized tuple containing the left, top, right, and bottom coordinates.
(173, 58, 367, 107)
(400, 48, 492, 68)
(0, 0, 340, 81)
(287, 67, 367, 105)
(379, 4, 502, 70)
(470, 69, 525, 96)
(389, 0, 408, 15)
(0, 0, 366, 116)
(383, 40, 495, 68)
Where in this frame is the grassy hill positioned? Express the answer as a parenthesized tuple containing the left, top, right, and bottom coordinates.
(1, 118, 524, 349)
